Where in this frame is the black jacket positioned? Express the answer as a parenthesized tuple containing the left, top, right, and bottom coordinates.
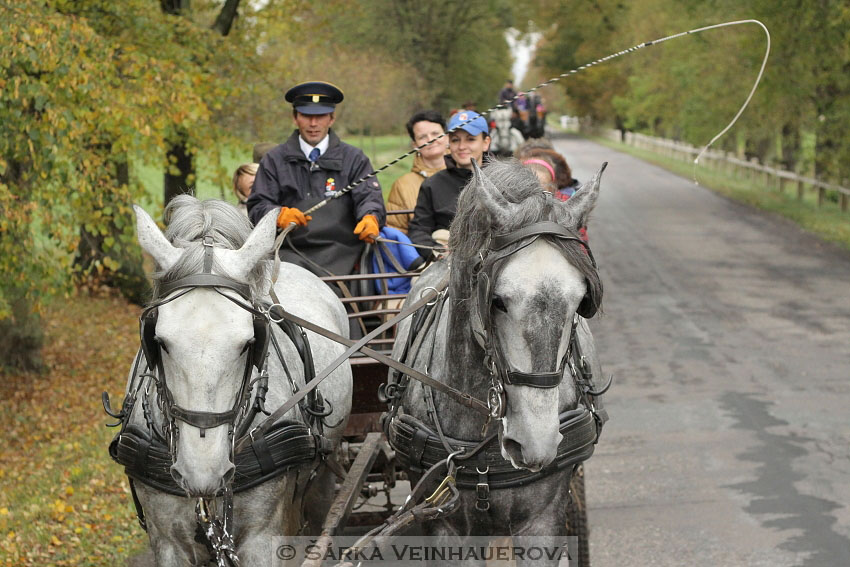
(247, 130, 386, 276)
(407, 156, 472, 258)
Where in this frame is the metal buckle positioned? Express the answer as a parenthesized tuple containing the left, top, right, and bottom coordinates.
(419, 286, 441, 307)
(264, 303, 286, 323)
(476, 465, 490, 511)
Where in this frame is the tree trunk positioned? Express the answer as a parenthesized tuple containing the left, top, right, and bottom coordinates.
(212, 0, 241, 36)
(0, 158, 44, 371)
(75, 154, 151, 306)
(0, 294, 45, 373)
(161, 0, 242, 207)
(163, 138, 196, 206)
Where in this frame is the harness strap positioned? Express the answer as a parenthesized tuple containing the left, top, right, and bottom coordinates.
(239, 292, 489, 456)
(250, 430, 277, 476)
(158, 274, 251, 300)
(236, 271, 490, 453)
(128, 478, 148, 531)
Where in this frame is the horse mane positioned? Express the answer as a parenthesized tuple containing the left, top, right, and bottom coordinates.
(448, 159, 601, 311)
(151, 195, 272, 301)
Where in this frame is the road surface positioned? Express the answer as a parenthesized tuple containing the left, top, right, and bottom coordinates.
(554, 135, 850, 566)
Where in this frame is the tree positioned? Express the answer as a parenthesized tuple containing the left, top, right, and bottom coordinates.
(0, 0, 251, 370)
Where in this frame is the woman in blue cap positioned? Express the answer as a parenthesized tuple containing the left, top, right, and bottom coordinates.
(407, 110, 491, 259)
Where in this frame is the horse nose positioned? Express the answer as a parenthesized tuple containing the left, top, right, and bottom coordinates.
(502, 431, 562, 472)
(170, 462, 235, 497)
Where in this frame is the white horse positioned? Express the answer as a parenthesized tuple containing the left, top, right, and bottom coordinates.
(388, 160, 607, 565)
(116, 197, 352, 566)
(489, 107, 525, 156)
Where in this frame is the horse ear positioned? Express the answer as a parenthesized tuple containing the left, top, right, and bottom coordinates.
(134, 204, 182, 272)
(561, 162, 606, 229)
(471, 159, 522, 227)
(219, 208, 278, 281)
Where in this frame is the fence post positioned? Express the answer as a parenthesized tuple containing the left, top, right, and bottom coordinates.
(778, 176, 786, 193)
(797, 179, 804, 201)
(841, 193, 848, 212)
(818, 186, 825, 207)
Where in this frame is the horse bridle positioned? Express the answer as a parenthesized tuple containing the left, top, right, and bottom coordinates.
(469, 221, 600, 419)
(139, 238, 271, 456)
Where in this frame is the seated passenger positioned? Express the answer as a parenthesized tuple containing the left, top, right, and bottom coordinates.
(232, 163, 258, 216)
(408, 111, 491, 260)
(386, 110, 447, 233)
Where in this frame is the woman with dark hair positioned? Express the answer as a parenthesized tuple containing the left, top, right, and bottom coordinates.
(408, 111, 491, 258)
(386, 110, 447, 233)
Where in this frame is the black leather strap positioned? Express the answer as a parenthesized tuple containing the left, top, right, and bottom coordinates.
(505, 369, 562, 388)
(169, 405, 238, 430)
(235, 272, 490, 453)
(158, 274, 251, 300)
(250, 431, 277, 476)
(490, 221, 580, 251)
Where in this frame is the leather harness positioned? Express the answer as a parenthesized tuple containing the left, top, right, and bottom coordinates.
(382, 221, 609, 512)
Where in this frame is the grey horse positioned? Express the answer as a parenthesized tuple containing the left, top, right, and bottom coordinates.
(390, 160, 606, 565)
(122, 197, 352, 566)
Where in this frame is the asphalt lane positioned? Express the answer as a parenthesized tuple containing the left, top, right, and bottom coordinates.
(554, 135, 850, 566)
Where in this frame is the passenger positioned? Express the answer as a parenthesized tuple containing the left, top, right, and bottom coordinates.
(252, 142, 275, 163)
(522, 156, 558, 194)
(517, 143, 581, 200)
(386, 110, 448, 233)
(247, 81, 386, 277)
(408, 110, 491, 260)
(232, 163, 258, 216)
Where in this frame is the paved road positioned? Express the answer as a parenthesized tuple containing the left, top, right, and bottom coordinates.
(554, 135, 850, 566)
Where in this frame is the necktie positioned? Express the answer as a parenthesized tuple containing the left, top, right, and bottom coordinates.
(309, 148, 320, 162)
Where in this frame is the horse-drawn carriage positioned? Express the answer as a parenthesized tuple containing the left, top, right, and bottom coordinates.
(104, 159, 609, 566)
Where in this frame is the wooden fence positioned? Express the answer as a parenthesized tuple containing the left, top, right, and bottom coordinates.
(602, 129, 850, 213)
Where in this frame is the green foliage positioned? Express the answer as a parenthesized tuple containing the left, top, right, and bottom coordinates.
(533, 1, 850, 183)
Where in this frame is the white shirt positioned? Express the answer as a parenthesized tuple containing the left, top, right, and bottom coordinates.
(299, 134, 330, 161)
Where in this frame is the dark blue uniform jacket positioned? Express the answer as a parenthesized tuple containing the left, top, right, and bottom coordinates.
(247, 130, 386, 276)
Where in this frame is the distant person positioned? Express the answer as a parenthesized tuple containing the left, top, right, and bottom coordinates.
(253, 142, 276, 163)
(232, 163, 258, 215)
(408, 110, 491, 259)
(247, 81, 386, 277)
(386, 110, 448, 233)
(462, 100, 478, 111)
(498, 79, 517, 106)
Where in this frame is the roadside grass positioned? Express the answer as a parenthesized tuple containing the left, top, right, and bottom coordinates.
(0, 294, 147, 566)
(590, 136, 850, 252)
(132, 134, 412, 217)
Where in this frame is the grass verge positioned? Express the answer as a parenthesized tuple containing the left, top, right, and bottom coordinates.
(0, 294, 147, 566)
(590, 135, 850, 252)
(132, 134, 412, 217)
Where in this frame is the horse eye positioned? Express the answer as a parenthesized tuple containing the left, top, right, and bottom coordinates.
(492, 296, 508, 313)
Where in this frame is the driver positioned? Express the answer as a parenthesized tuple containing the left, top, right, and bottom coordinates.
(247, 81, 386, 277)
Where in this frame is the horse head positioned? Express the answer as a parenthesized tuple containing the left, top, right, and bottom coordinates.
(135, 198, 278, 496)
(451, 160, 604, 471)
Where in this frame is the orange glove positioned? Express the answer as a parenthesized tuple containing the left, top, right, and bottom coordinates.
(276, 206, 311, 228)
(354, 214, 380, 243)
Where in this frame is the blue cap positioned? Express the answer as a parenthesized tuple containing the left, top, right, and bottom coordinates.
(447, 111, 489, 136)
(285, 81, 344, 115)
